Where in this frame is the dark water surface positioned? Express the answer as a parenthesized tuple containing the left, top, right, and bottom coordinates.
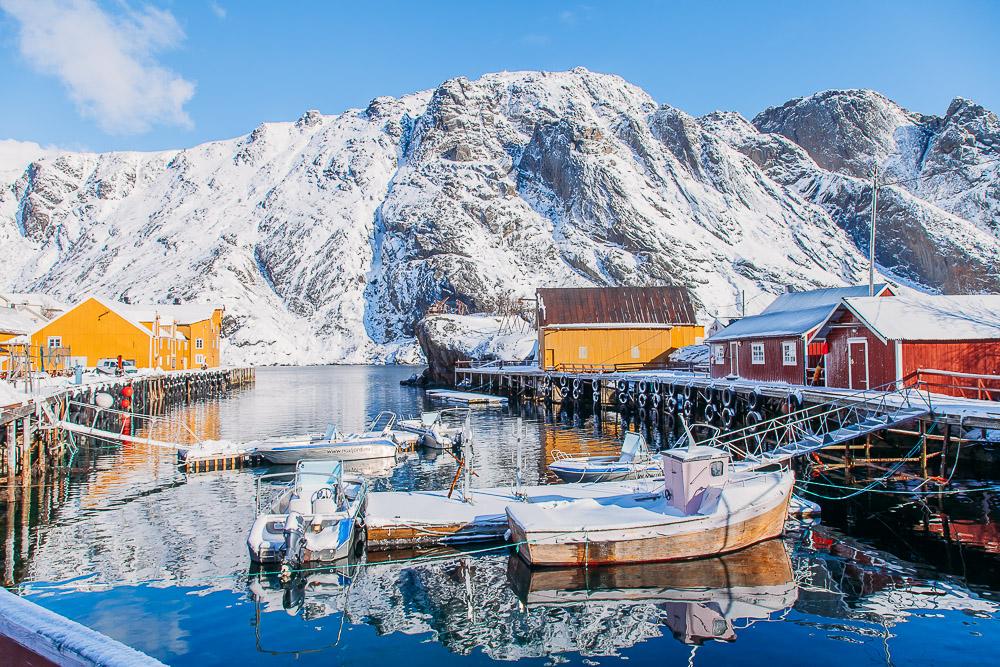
(3, 366, 999, 665)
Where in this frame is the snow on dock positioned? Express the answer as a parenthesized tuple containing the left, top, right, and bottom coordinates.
(425, 389, 508, 406)
(0, 588, 165, 666)
(366, 479, 819, 548)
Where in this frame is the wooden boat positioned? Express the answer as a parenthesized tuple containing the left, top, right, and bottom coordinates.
(507, 538, 797, 644)
(247, 460, 368, 573)
(548, 431, 661, 483)
(507, 445, 794, 566)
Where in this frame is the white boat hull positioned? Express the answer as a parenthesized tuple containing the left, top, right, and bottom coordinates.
(254, 439, 397, 464)
(508, 470, 794, 566)
(548, 457, 661, 483)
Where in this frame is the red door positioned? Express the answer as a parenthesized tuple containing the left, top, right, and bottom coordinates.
(848, 340, 868, 390)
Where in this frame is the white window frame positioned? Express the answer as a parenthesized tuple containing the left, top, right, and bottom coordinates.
(782, 340, 797, 366)
(47, 336, 61, 349)
(712, 344, 725, 365)
(630, 346, 641, 359)
(751, 342, 765, 365)
(195, 353, 206, 365)
(195, 338, 204, 350)
(578, 346, 588, 359)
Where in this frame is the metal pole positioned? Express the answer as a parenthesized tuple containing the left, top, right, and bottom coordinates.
(869, 164, 879, 296)
(515, 417, 524, 498)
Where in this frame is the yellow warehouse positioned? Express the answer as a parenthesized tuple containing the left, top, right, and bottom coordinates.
(536, 287, 704, 371)
(29, 296, 225, 371)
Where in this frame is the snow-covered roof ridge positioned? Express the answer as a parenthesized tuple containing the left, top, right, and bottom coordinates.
(842, 294, 1000, 342)
(707, 284, 892, 342)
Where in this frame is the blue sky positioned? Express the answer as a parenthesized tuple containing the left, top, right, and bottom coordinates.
(0, 0, 997, 153)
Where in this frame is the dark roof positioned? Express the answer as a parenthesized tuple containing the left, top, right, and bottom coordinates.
(536, 287, 697, 326)
(707, 284, 892, 342)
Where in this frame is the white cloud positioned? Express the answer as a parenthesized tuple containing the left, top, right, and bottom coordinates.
(0, 139, 62, 180)
(208, 1, 225, 19)
(0, 0, 195, 134)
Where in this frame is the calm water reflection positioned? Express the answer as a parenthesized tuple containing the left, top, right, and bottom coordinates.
(3, 366, 999, 665)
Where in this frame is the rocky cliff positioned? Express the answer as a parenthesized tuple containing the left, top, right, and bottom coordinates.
(1, 70, 996, 365)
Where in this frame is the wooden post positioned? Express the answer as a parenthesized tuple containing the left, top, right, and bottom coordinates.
(939, 423, 951, 478)
(919, 420, 928, 478)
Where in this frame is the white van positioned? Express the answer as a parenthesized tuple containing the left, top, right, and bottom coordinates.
(95, 359, 138, 375)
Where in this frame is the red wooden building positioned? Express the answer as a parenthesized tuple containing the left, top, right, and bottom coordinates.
(816, 294, 1000, 398)
(706, 284, 894, 384)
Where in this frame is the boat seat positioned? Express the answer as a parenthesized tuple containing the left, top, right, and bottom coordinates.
(287, 495, 312, 515)
(312, 488, 339, 515)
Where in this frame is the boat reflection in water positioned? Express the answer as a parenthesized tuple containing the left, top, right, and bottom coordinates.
(507, 538, 797, 645)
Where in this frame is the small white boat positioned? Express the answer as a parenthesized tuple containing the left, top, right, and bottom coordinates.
(548, 432, 661, 483)
(251, 412, 400, 464)
(247, 460, 368, 573)
(396, 409, 468, 449)
(508, 444, 794, 566)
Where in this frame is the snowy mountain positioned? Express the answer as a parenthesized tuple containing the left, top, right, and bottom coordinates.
(1, 69, 997, 365)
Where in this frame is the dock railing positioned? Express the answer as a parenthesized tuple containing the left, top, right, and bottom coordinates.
(698, 378, 933, 467)
(909, 368, 1000, 402)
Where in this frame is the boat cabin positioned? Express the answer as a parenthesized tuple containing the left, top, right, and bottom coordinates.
(663, 446, 731, 514)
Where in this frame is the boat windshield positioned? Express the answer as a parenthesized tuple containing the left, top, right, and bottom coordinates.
(366, 411, 397, 433)
(618, 432, 648, 464)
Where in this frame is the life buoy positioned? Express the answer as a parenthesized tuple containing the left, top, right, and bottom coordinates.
(722, 386, 735, 407)
(704, 403, 718, 422)
(722, 407, 736, 427)
(616, 379, 628, 393)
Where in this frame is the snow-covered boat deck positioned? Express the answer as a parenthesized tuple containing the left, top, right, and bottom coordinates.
(366, 479, 818, 548)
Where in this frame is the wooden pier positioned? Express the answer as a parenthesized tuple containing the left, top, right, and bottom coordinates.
(0, 367, 255, 494)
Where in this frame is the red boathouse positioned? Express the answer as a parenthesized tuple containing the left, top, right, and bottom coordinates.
(706, 284, 894, 385)
(816, 294, 1000, 398)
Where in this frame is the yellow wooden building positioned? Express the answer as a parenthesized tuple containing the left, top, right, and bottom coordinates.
(29, 296, 224, 370)
(536, 287, 703, 371)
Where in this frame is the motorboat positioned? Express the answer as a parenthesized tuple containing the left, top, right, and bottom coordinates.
(250, 412, 401, 464)
(247, 460, 368, 573)
(396, 408, 468, 449)
(508, 444, 794, 566)
(548, 432, 661, 483)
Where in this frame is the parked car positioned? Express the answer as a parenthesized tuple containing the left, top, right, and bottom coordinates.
(95, 358, 138, 376)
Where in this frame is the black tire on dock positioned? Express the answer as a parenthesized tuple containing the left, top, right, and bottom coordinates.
(747, 388, 762, 410)
(746, 410, 763, 426)
(722, 386, 735, 407)
(618, 391, 629, 405)
(664, 411, 675, 432)
(722, 407, 736, 427)
(638, 392, 648, 408)
(704, 403, 718, 423)
(667, 395, 678, 413)
(682, 399, 693, 418)
(652, 392, 662, 408)
(683, 383, 694, 399)
(616, 379, 628, 393)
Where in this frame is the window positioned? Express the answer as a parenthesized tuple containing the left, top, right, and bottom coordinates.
(631, 346, 641, 359)
(782, 341, 797, 366)
(751, 342, 765, 365)
(712, 345, 725, 365)
(195, 338, 204, 350)
(47, 336, 61, 349)
(578, 346, 588, 359)
(710, 460, 724, 477)
(195, 354, 205, 365)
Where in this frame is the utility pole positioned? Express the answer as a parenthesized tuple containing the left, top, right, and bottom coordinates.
(740, 290, 746, 318)
(868, 164, 879, 297)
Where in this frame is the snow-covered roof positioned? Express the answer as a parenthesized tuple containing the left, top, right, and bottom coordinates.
(842, 295, 1000, 342)
(0, 292, 69, 312)
(117, 303, 219, 326)
(0, 307, 45, 334)
(708, 284, 891, 342)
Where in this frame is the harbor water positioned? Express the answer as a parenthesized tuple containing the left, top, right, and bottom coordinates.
(2, 365, 999, 665)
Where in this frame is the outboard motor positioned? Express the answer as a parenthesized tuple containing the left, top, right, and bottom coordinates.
(280, 512, 306, 579)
